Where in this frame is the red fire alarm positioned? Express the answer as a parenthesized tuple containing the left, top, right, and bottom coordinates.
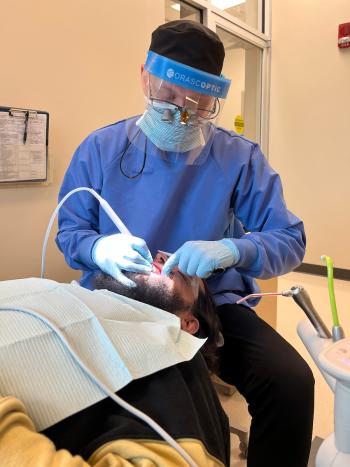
(338, 22, 350, 48)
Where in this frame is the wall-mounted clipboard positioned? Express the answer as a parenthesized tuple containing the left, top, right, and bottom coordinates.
(0, 106, 49, 184)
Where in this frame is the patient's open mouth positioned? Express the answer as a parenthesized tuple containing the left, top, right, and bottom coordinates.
(152, 262, 162, 274)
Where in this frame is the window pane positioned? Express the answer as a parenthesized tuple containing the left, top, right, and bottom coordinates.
(212, 0, 261, 31)
(165, 0, 202, 23)
(217, 26, 262, 143)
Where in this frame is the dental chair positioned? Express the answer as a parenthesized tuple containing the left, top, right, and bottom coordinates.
(212, 374, 249, 459)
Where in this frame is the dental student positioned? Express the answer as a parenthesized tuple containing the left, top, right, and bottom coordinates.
(57, 20, 314, 467)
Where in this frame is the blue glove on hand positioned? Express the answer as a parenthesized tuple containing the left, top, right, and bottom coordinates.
(162, 239, 240, 279)
(92, 234, 153, 287)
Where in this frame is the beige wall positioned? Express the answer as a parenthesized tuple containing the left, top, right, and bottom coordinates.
(255, 278, 277, 327)
(0, 0, 164, 283)
(269, 0, 350, 269)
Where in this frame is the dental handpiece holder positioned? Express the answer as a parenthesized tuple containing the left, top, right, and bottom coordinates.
(291, 286, 350, 466)
(291, 286, 331, 339)
(318, 339, 350, 465)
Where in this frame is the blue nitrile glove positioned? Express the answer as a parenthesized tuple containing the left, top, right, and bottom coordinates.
(162, 239, 240, 279)
(92, 233, 153, 287)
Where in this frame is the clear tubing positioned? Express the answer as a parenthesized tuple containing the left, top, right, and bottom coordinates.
(41, 187, 131, 278)
(0, 305, 198, 467)
(320, 255, 340, 327)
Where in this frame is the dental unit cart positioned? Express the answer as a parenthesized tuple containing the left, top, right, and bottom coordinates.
(292, 256, 350, 467)
(275, 257, 349, 466)
(239, 254, 350, 466)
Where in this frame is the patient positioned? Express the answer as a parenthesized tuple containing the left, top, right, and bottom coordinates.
(0, 269, 230, 466)
(94, 251, 223, 371)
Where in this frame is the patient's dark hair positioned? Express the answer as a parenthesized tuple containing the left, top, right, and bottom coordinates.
(190, 280, 222, 373)
(93, 273, 222, 373)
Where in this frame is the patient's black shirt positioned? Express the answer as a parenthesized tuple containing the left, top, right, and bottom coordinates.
(42, 353, 230, 466)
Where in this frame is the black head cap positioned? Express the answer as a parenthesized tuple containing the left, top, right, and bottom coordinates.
(149, 20, 225, 76)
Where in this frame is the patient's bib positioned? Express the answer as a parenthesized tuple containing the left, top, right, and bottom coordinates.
(0, 278, 204, 431)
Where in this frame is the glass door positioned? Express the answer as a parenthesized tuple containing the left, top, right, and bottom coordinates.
(165, 1, 202, 22)
(216, 26, 262, 143)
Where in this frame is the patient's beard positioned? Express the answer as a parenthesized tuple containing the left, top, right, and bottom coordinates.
(94, 272, 189, 313)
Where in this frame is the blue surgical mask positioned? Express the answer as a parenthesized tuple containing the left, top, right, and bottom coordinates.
(136, 101, 205, 153)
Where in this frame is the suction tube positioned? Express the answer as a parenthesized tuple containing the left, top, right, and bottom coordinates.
(321, 255, 345, 341)
(41, 187, 131, 278)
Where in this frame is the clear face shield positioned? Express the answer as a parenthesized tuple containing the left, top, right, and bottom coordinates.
(125, 51, 231, 169)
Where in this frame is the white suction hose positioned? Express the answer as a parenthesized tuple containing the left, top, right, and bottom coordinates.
(41, 187, 131, 278)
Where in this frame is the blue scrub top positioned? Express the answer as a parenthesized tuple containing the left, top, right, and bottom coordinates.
(56, 117, 305, 306)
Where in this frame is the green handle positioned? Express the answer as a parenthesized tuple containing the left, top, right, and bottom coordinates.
(321, 255, 339, 326)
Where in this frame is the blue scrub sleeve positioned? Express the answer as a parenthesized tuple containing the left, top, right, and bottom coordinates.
(56, 135, 104, 271)
(231, 238, 258, 268)
(230, 144, 306, 279)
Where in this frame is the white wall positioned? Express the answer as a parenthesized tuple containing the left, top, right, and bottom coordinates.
(269, 0, 350, 269)
(0, 0, 164, 283)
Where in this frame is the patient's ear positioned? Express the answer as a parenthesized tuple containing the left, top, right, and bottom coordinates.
(177, 311, 200, 335)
